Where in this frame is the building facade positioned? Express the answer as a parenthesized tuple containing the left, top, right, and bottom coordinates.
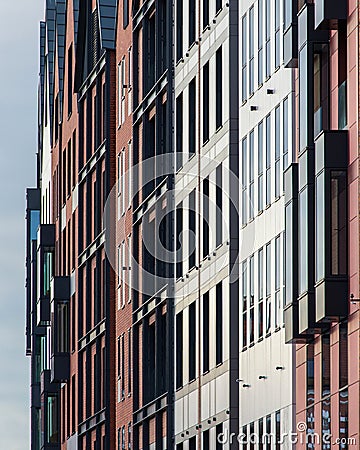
(238, 0, 295, 447)
(283, 0, 360, 448)
(25, 1, 359, 450)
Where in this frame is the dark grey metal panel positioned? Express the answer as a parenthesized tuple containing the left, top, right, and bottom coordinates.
(315, 0, 347, 30)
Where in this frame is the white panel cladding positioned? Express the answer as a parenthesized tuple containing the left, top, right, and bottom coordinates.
(238, 0, 294, 440)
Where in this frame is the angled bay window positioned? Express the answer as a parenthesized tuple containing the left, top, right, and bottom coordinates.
(284, 0, 298, 68)
(315, 131, 348, 322)
(36, 225, 55, 326)
(50, 276, 70, 383)
(315, 0, 347, 30)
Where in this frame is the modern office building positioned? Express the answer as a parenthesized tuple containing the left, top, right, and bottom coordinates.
(283, 0, 359, 448)
(25, 1, 358, 450)
(173, 1, 240, 449)
(238, 0, 295, 447)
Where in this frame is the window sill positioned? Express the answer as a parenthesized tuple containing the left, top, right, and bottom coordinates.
(265, 332, 271, 338)
(215, 124, 223, 134)
(274, 326, 281, 333)
(242, 346, 247, 352)
(249, 341, 255, 348)
(258, 336, 264, 343)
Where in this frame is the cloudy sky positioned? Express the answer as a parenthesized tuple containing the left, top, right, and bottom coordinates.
(0, 0, 44, 447)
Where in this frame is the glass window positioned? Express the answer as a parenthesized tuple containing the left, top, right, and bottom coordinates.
(258, 248, 264, 338)
(249, 130, 255, 219)
(258, 0, 264, 85)
(242, 261, 248, 348)
(250, 255, 255, 344)
(176, 312, 183, 388)
(242, 14, 248, 102)
(216, 165, 223, 246)
(216, 282, 223, 364)
(266, 243, 271, 333)
(242, 137, 248, 225)
(47, 395, 59, 444)
(189, 78, 196, 155)
(299, 47, 308, 152)
(299, 189, 308, 295)
(275, 236, 281, 327)
(30, 210, 40, 240)
(189, 302, 196, 381)
(283, 97, 289, 169)
(275, 0, 281, 69)
(275, 411, 281, 450)
(331, 171, 347, 275)
(202, 291, 209, 372)
(338, 81, 347, 130)
(176, 0, 183, 61)
(285, 203, 293, 305)
(203, 63, 209, 143)
(189, 0, 196, 46)
(266, 115, 271, 206)
(203, 0, 209, 28)
(315, 172, 325, 282)
(216, 47, 223, 129)
(275, 105, 281, 197)
(314, 53, 323, 138)
(307, 343, 315, 406)
(339, 322, 348, 389)
(322, 334, 330, 398)
(265, 0, 271, 78)
(258, 121, 264, 211)
(249, 7, 255, 95)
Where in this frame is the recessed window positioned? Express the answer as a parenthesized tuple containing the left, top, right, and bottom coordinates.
(242, 14, 247, 102)
(203, 63, 210, 143)
(216, 47, 223, 129)
(249, 7, 255, 96)
(189, 302, 196, 381)
(202, 291, 209, 373)
(258, 0, 264, 85)
(216, 282, 223, 364)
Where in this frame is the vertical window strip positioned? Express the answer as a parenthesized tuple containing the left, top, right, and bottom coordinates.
(275, 105, 281, 198)
(266, 114, 271, 206)
(249, 6, 255, 96)
(242, 137, 248, 225)
(258, 0, 264, 85)
(249, 130, 255, 220)
(242, 261, 248, 348)
(258, 248, 264, 338)
(283, 97, 289, 170)
(242, 14, 248, 103)
(266, 242, 271, 333)
(265, 0, 271, 78)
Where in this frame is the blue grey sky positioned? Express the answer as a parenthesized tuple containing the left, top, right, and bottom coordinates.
(0, 0, 44, 448)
